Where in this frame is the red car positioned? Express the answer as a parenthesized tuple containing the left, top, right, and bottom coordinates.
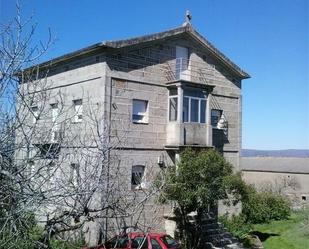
(82, 232, 180, 249)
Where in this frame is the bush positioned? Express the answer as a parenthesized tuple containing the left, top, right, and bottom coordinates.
(0, 212, 42, 248)
(50, 238, 85, 249)
(264, 192, 291, 220)
(241, 186, 291, 224)
(219, 214, 252, 239)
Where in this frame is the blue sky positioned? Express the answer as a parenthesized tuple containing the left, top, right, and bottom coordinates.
(1, 0, 308, 150)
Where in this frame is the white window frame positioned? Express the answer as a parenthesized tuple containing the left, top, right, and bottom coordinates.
(73, 99, 83, 123)
(50, 103, 59, 142)
(131, 165, 147, 190)
(31, 106, 39, 124)
(183, 96, 206, 123)
(50, 103, 58, 123)
(69, 163, 80, 185)
(132, 99, 149, 124)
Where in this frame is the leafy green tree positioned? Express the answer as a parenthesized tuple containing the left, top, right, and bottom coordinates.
(159, 148, 246, 249)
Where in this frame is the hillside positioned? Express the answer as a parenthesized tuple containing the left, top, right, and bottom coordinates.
(241, 149, 309, 158)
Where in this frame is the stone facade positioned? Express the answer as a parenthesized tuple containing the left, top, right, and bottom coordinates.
(19, 24, 249, 245)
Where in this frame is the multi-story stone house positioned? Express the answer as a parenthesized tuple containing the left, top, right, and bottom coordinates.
(17, 18, 249, 244)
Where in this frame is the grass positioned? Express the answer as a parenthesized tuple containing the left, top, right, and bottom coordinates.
(251, 209, 309, 249)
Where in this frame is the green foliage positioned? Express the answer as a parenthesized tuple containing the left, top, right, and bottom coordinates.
(219, 185, 291, 246)
(159, 148, 246, 249)
(0, 211, 85, 249)
(241, 186, 291, 224)
(0, 212, 42, 248)
(161, 148, 244, 213)
(219, 214, 252, 239)
(50, 237, 85, 249)
(264, 192, 291, 221)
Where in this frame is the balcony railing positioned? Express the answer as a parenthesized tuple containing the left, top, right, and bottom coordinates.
(106, 55, 215, 85)
(164, 58, 215, 83)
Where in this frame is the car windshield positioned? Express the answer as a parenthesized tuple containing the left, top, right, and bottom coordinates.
(132, 236, 148, 249)
(160, 235, 178, 248)
(105, 236, 128, 248)
(117, 237, 129, 248)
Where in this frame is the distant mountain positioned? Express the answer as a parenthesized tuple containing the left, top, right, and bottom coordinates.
(241, 149, 309, 158)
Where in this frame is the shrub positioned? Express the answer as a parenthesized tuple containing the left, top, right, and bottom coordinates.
(219, 214, 252, 239)
(264, 192, 291, 220)
(0, 212, 42, 248)
(241, 186, 291, 224)
(50, 238, 85, 249)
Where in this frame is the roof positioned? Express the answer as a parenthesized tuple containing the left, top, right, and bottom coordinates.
(26, 24, 250, 79)
(241, 157, 309, 174)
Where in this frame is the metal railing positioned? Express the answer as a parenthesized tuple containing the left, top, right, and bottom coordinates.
(106, 55, 215, 84)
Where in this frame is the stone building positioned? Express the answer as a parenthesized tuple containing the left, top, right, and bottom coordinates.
(241, 156, 309, 208)
(18, 18, 249, 245)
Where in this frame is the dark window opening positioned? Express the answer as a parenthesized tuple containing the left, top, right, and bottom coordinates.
(131, 165, 145, 189)
(132, 99, 148, 123)
(211, 109, 222, 127)
(35, 143, 60, 159)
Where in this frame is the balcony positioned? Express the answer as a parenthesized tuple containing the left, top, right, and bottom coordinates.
(164, 58, 215, 84)
(106, 52, 216, 149)
(166, 122, 212, 148)
(106, 54, 215, 85)
(165, 83, 213, 149)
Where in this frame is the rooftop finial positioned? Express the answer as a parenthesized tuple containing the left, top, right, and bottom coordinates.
(183, 10, 192, 26)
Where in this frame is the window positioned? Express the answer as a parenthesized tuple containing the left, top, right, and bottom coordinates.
(200, 99, 206, 123)
(183, 97, 189, 122)
(131, 165, 146, 189)
(151, 239, 162, 249)
(50, 103, 58, 122)
(35, 143, 60, 159)
(115, 237, 129, 248)
(190, 98, 199, 122)
(132, 99, 148, 123)
(211, 109, 222, 127)
(73, 99, 83, 122)
(31, 106, 39, 124)
(175, 46, 189, 80)
(160, 235, 178, 249)
(51, 103, 60, 142)
(169, 97, 178, 121)
(169, 88, 178, 122)
(183, 96, 206, 123)
(302, 195, 307, 201)
(51, 129, 64, 143)
(69, 163, 80, 184)
(169, 88, 206, 123)
(133, 236, 148, 249)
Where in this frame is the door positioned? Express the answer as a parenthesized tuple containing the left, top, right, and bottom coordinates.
(176, 46, 190, 81)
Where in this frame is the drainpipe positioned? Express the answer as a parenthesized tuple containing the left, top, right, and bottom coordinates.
(206, 93, 212, 146)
